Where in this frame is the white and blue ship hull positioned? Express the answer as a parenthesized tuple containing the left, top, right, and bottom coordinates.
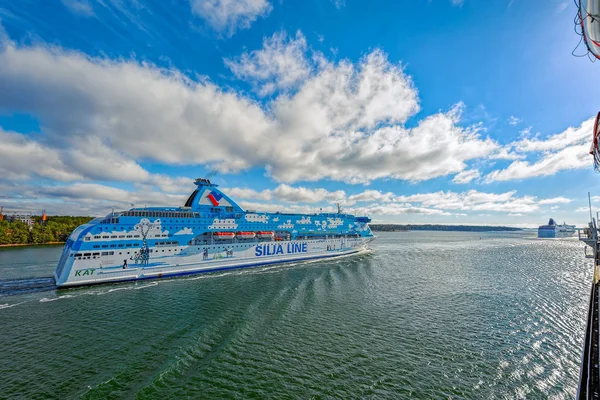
(54, 237, 373, 287)
(54, 178, 375, 287)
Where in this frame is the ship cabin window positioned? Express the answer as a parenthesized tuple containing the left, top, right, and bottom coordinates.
(102, 245, 108, 248)
(83, 253, 91, 257)
(93, 245, 100, 248)
(110, 245, 116, 248)
(111, 236, 117, 238)
(126, 235, 132, 238)
(119, 235, 125, 238)
(102, 236, 109, 239)
(226, 206, 234, 212)
(94, 236, 101, 239)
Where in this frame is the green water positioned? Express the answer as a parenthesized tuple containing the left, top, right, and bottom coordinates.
(0, 232, 591, 399)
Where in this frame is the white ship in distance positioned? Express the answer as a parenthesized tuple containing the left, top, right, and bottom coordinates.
(538, 218, 576, 238)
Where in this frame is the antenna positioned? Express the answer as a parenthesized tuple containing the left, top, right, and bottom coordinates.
(336, 203, 343, 214)
(589, 192, 594, 222)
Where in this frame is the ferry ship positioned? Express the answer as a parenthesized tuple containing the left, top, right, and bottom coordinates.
(53, 178, 375, 287)
(537, 218, 576, 238)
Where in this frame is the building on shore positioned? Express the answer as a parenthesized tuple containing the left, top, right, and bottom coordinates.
(6, 214, 34, 227)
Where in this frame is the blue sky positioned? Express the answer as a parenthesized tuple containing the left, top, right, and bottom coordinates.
(0, 0, 599, 226)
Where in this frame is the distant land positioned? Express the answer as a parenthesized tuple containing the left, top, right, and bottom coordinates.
(0, 216, 93, 246)
(370, 224, 523, 232)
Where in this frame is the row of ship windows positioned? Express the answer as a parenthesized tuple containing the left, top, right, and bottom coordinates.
(90, 235, 140, 239)
(85, 234, 170, 241)
(121, 211, 196, 218)
(92, 243, 140, 248)
(73, 248, 184, 259)
(120, 209, 235, 218)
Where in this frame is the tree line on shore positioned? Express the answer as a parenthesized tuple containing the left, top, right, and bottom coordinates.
(0, 216, 93, 245)
(369, 224, 522, 232)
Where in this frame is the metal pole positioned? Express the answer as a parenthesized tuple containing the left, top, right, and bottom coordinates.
(589, 192, 593, 222)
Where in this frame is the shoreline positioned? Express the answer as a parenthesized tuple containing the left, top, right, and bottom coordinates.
(0, 242, 65, 248)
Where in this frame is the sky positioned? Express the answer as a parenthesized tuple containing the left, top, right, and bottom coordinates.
(0, 0, 599, 227)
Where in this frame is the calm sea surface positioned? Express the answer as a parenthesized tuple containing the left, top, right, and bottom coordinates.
(0, 231, 592, 399)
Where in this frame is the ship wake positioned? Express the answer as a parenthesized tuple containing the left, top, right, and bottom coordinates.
(0, 276, 56, 297)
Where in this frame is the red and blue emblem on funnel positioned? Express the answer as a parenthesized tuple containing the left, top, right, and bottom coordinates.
(207, 191, 223, 206)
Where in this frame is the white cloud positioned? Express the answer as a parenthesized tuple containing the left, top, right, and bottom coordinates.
(512, 118, 594, 152)
(350, 203, 453, 216)
(191, 0, 272, 36)
(485, 144, 590, 182)
(61, 0, 94, 16)
(223, 184, 346, 203)
(0, 129, 81, 181)
(0, 128, 191, 194)
(37, 183, 131, 202)
(0, 43, 271, 173)
(0, 40, 503, 185)
(452, 169, 480, 184)
(225, 31, 311, 96)
(538, 197, 571, 205)
(271, 184, 346, 203)
(0, 181, 188, 216)
(348, 190, 396, 203)
(229, 185, 572, 217)
(519, 126, 532, 137)
(486, 147, 525, 160)
(485, 118, 595, 182)
(508, 115, 521, 125)
(556, 1, 569, 13)
(393, 189, 563, 213)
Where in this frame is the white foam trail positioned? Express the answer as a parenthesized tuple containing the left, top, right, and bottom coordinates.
(39, 294, 75, 302)
(0, 301, 28, 309)
(134, 282, 159, 290)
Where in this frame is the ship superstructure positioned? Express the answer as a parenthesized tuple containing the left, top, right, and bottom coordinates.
(54, 179, 374, 287)
(537, 218, 576, 238)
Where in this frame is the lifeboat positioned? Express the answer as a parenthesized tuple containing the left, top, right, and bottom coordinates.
(213, 232, 235, 239)
(236, 231, 256, 239)
(256, 231, 274, 239)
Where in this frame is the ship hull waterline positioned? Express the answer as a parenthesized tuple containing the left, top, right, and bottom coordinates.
(55, 240, 373, 288)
